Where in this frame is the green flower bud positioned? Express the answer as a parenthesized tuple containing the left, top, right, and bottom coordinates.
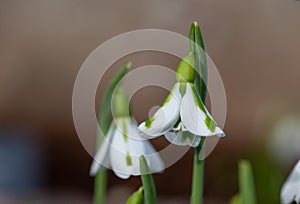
(176, 52, 196, 83)
(112, 87, 130, 117)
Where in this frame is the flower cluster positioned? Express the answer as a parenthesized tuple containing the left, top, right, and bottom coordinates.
(90, 52, 225, 179)
(139, 53, 224, 147)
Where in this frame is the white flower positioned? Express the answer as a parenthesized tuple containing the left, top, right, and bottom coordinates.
(281, 160, 300, 204)
(90, 87, 164, 179)
(139, 53, 225, 147)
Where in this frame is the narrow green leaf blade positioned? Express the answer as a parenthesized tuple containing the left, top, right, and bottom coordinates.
(97, 61, 132, 146)
(194, 23, 207, 103)
(140, 155, 157, 204)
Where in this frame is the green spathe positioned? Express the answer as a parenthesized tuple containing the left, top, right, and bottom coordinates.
(112, 87, 130, 117)
(176, 53, 196, 83)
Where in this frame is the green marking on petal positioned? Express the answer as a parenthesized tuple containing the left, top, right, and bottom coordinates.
(173, 118, 181, 129)
(181, 131, 195, 143)
(190, 83, 217, 132)
(179, 82, 186, 97)
(205, 117, 217, 132)
(145, 116, 155, 128)
(190, 83, 205, 112)
(161, 84, 178, 107)
(126, 151, 133, 166)
(122, 118, 128, 142)
(161, 92, 172, 107)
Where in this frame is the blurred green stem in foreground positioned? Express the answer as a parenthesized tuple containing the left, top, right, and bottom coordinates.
(238, 160, 256, 204)
(140, 156, 157, 204)
(94, 62, 131, 204)
(189, 21, 207, 204)
(230, 160, 257, 204)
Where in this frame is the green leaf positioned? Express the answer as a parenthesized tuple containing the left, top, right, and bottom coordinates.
(97, 61, 132, 147)
(189, 22, 207, 103)
(140, 155, 157, 204)
(190, 21, 207, 204)
(238, 160, 257, 204)
(191, 137, 205, 204)
(126, 187, 144, 204)
(94, 61, 131, 204)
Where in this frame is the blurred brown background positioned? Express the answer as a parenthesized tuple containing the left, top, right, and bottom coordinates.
(1, 0, 300, 203)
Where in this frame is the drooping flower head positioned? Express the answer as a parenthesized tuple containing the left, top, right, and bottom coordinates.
(90, 87, 164, 179)
(281, 160, 300, 204)
(139, 52, 225, 147)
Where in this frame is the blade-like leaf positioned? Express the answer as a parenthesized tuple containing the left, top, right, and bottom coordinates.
(97, 61, 132, 146)
(189, 22, 207, 102)
(140, 155, 157, 204)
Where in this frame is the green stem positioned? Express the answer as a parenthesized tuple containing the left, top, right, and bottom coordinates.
(94, 171, 107, 204)
(93, 61, 131, 204)
(189, 21, 207, 204)
(191, 139, 205, 204)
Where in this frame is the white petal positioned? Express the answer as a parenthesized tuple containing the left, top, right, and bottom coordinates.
(89, 123, 115, 176)
(281, 160, 300, 204)
(143, 141, 165, 173)
(110, 117, 164, 179)
(138, 83, 181, 138)
(165, 123, 201, 147)
(180, 83, 225, 137)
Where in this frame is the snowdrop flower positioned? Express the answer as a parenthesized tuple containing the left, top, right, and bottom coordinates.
(281, 160, 300, 204)
(139, 53, 225, 147)
(90, 87, 164, 179)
